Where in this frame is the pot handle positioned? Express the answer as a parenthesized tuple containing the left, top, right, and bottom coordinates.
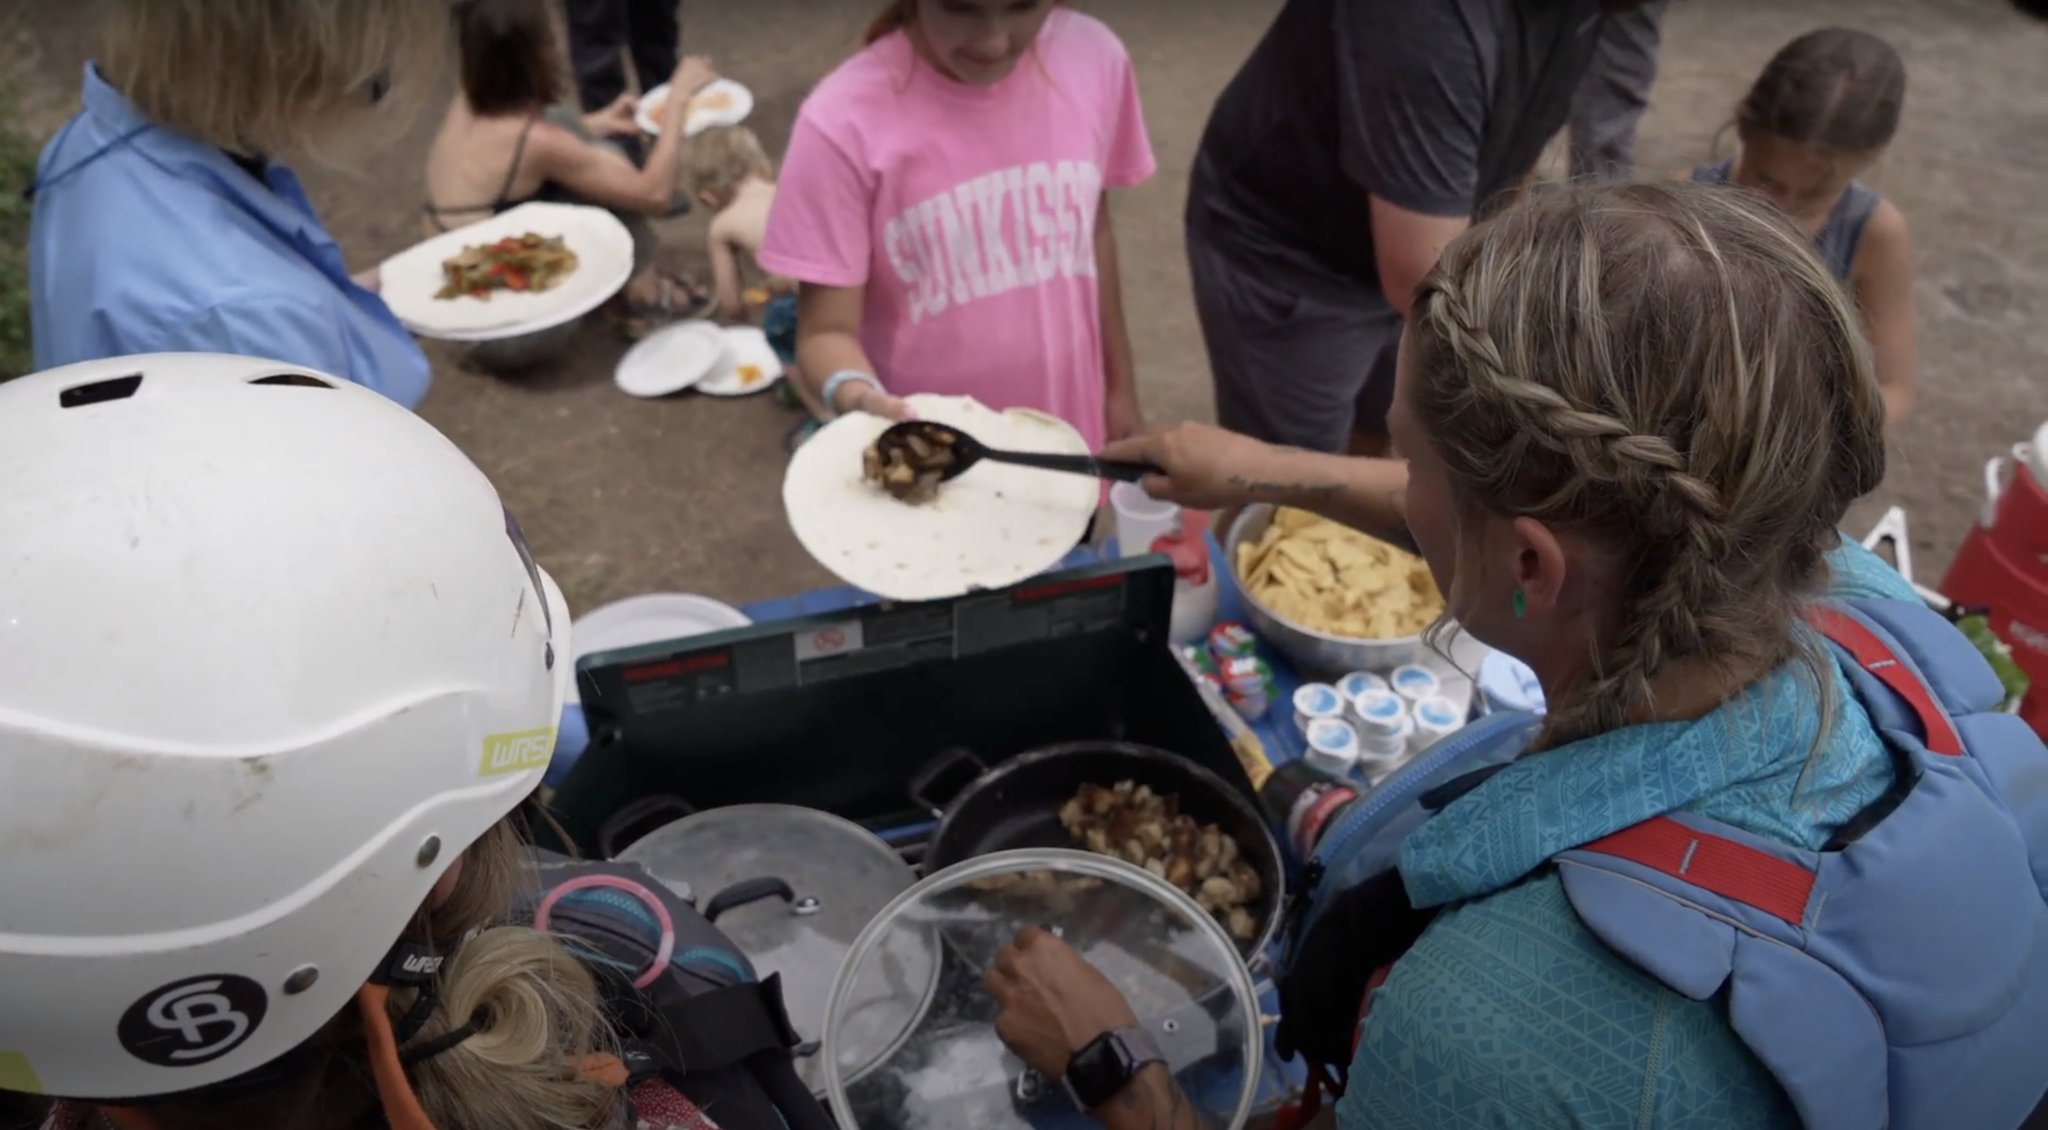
(907, 746, 989, 818)
(596, 793, 697, 859)
(704, 876, 801, 923)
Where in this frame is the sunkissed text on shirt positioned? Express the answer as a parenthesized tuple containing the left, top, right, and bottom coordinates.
(881, 158, 1105, 325)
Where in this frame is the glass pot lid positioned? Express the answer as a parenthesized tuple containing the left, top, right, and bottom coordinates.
(616, 803, 930, 1095)
(822, 848, 1261, 1130)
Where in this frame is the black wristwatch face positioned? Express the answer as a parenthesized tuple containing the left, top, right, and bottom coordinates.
(1063, 1027, 1160, 1110)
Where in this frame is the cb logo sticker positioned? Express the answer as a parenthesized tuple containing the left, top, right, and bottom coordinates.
(118, 974, 268, 1067)
(479, 727, 557, 777)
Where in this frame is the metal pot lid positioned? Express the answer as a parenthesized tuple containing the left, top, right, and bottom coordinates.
(616, 804, 929, 1095)
(822, 848, 1260, 1130)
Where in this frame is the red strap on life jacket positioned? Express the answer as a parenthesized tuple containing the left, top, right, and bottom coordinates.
(1580, 816, 1816, 924)
(1802, 605, 1964, 756)
(1579, 605, 1963, 924)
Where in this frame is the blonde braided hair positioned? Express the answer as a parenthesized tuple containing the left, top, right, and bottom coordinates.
(1409, 181, 1886, 748)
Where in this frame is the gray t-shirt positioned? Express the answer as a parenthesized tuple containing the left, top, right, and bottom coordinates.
(1192, 0, 1610, 297)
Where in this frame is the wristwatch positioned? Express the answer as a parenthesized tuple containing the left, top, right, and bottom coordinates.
(1062, 1025, 1164, 1110)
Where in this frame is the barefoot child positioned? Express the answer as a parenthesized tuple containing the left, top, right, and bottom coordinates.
(1691, 27, 1917, 426)
(759, 0, 1156, 452)
(683, 125, 830, 440)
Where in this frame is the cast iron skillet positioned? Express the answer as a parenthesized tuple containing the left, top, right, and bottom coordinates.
(911, 740, 1285, 963)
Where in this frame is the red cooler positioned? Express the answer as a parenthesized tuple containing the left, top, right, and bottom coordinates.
(1940, 425, 2048, 737)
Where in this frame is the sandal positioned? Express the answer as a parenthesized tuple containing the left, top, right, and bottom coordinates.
(620, 272, 714, 340)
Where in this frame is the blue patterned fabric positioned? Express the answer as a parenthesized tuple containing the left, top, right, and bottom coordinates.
(1338, 541, 1919, 1129)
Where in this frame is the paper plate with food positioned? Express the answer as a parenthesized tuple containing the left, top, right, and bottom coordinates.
(783, 395, 1097, 602)
(377, 201, 635, 341)
(636, 78, 754, 137)
(697, 325, 784, 396)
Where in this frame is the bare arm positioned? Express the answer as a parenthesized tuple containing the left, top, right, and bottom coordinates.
(1101, 424, 1412, 549)
(1218, 444, 1412, 548)
(707, 215, 747, 324)
(1095, 194, 1142, 436)
(793, 282, 908, 418)
(531, 59, 713, 215)
(1369, 197, 1470, 318)
(1850, 199, 1917, 428)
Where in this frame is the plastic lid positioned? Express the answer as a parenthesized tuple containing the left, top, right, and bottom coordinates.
(1413, 695, 1463, 731)
(1336, 670, 1389, 700)
(1293, 683, 1343, 717)
(822, 848, 1261, 1130)
(1389, 664, 1441, 698)
(616, 804, 926, 1095)
(1352, 689, 1409, 738)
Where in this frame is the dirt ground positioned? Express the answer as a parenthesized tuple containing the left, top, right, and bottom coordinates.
(12, 0, 2047, 616)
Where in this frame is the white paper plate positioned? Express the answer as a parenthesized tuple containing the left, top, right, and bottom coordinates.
(378, 202, 634, 342)
(698, 325, 785, 396)
(568, 593, 752, 704)
(637, 79, 755, 137)
(783, 395, 1098, 602)
(615, 320, 731, 398)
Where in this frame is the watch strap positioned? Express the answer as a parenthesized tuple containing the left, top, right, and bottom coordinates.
(1062, 1025, 1165, 1110)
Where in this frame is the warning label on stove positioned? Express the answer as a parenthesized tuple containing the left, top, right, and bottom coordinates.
(794, 621, 864, 663)
(796, 604, 955, 686)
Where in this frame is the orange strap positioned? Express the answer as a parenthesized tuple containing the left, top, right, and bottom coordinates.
(357, 982, 440, 1130)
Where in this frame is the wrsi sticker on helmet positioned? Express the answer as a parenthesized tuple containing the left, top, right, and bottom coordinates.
(0, 1051, 40, 1094)
(117, 975, 269, 1068)
(479, 727, 558, 778)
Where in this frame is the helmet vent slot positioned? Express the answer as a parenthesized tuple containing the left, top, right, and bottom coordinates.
(59, 373, 143, 408)
(249, 373, 334, 388)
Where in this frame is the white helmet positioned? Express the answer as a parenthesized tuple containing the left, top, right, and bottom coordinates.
(0, 354, 571, 1100)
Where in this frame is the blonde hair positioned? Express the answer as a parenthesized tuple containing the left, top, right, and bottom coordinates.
(141, 820, 620, 1130)
(99, 0, 447, 157)
(1408, 181, 1886, 749)
(685, 125, 774, 202)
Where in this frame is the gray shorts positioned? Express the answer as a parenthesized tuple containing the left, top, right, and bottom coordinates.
(1187, 216, 1404, 454)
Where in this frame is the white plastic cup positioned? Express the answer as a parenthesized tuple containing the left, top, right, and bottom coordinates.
(1408, 695, 1465, 754)
(1336, 670, 1391, 702)
(1389, 664, 1442, 703)
(1352, 690, 1410, 752)
(1303, 717, 1362, 777)
(1293, 682, 1347, 737)
(1357, 715, 1414, 781)
(1110, 481, 1182, 560)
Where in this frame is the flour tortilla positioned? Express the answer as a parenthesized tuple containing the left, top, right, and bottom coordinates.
(783, 396, 1099, 602)
(377, 202, 635, 341)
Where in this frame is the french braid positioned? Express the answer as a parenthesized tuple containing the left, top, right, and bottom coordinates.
(1410, 181, 1885, 748)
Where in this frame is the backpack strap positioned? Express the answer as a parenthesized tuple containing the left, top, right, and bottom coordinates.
(1804, 604, 1964, 756)
(1577, 816, 1816, 925)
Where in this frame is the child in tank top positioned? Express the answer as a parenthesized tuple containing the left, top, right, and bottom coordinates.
(1686, 27, 1917, 427)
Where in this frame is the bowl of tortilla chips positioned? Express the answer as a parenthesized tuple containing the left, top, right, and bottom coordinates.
(1224, 503, 1448, 675)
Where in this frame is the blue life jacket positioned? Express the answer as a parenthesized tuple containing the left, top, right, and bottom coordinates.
(1277, 598, 2048, 1130)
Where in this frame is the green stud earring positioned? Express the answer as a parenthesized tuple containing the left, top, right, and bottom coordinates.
(1512, 589, 1527, 619)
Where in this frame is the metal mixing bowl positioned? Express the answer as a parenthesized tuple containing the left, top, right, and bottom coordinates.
(1223, 503, 1426, 676)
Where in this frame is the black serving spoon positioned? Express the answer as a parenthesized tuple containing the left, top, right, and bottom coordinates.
(872, 420, 1163, 484)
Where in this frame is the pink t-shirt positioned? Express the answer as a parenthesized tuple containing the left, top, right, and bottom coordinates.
(759, 9, 1157, 452)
